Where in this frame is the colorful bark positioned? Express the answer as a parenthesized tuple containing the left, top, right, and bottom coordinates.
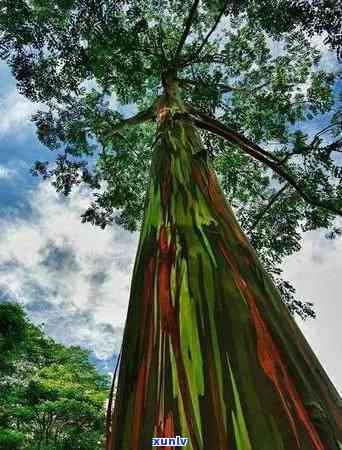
(106, 85, 342, 450)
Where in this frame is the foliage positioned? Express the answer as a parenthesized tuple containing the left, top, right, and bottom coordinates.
(0, 302, 109, 450)
(242, 0, 342, 61)
(0, 0, 341, 321)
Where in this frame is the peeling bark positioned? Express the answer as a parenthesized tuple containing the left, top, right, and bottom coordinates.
(106, 86, 342, 450)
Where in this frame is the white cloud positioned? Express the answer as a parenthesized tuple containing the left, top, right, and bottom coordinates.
(0, 181, 138, 360)
(282, 225, 342, 394)
(310, 33, 340, 73)
(0, 89, 39, 137)
(0, 176, 340, 394)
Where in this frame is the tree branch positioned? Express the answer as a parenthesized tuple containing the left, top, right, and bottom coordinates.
(174, 0, 200, 60)
(175, 50, 226, 69)
(103, 104, 156, 137)
(185, 0, 228, 64)
(158, 21, 168, 64)
(182, 106, 342, 217)
(311, 122, 342, 146)
(128, 40, 160, 58)
(177, 77, 271, 94)
(248, 183, 291, 232)
(185, 103, 281, 162)
(279, 122, 342, 164)
(177, 77, 239, 93)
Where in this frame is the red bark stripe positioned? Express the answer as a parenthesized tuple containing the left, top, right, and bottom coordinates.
(130, 357, 149, 450)
(161, 413, 175, 450)
(249, 299, 301, 447)
(156, 331, 165, 435)
(158, 225, 176, 334)
(219, 242, 325, 450)
(130, 256, 156, 450)
(196, 162, 341, 436)
(158, 226, 201, 450)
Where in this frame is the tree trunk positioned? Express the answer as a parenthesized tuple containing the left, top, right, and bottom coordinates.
(106, 82, 342, 450)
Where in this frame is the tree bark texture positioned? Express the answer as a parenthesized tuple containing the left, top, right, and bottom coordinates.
(106, 86, 342, 450)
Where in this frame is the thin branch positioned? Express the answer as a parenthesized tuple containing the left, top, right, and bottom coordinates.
(115, 132, 140, 157)
(249, 80, 273, 94)
(146, 33, 161, 58)
(248, 183, 291, 232)
(177, 77, 238, 93)
(174, 0, 200, 59)
(327, 138, 342, 152)
(195, 54, 226, 64)
(158, 21, 169, 64)
(185, 103, 281, 162)
(181, 106, 342, 217)
(135, 44, 160, 58)
(279, 122, 342, 164)
(144, 25, 169, 64)
(311, 122, 342, 146)
(103, 104, 156, 137)
(175, 52, 226, 69)
(177, 77, 271, 94)
(186, 0, 228, 64)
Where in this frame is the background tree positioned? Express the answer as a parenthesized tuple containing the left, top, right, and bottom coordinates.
(0, 1, 341, 449)
(0, 302, 109, 450)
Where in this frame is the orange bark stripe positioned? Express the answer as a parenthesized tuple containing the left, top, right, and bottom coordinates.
(249, 299, 301, 447)
(156, 98, 172, 124)
(130, 357, 149, 450)
(130, 256, 156, 450)
(164, 412, 174, 436)
(219, 242, 325, 450)
(156, 332, 166, 435)
(162, 413, 175, 450)
(158, 227, 201, 450)
(131, 322, 155, 450)
(158, 226, 176, 334)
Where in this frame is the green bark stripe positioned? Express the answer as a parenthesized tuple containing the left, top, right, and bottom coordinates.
(227, 355, 252, 450)
(179, 259, 204, 430)
(107, 87, 342, 450)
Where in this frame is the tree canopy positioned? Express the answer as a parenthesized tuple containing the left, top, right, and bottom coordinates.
(0, 0, 341, 319)
(0, 302, 109, 450)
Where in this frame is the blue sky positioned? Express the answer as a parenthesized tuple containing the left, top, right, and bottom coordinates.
(0, 51, 341, 388)
(0, 60, 136, 371)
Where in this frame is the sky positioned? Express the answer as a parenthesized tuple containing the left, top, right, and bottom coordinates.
(0, 45, 341, 393)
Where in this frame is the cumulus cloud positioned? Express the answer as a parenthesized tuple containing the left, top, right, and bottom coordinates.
(282, 226, 342, 393)
(0, 178, 340, 391)
(0, 180, 138, 363)
(0, 89, 40, 137)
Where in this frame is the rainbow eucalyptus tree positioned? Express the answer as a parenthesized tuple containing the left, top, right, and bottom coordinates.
(1, 1, 341, 449)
